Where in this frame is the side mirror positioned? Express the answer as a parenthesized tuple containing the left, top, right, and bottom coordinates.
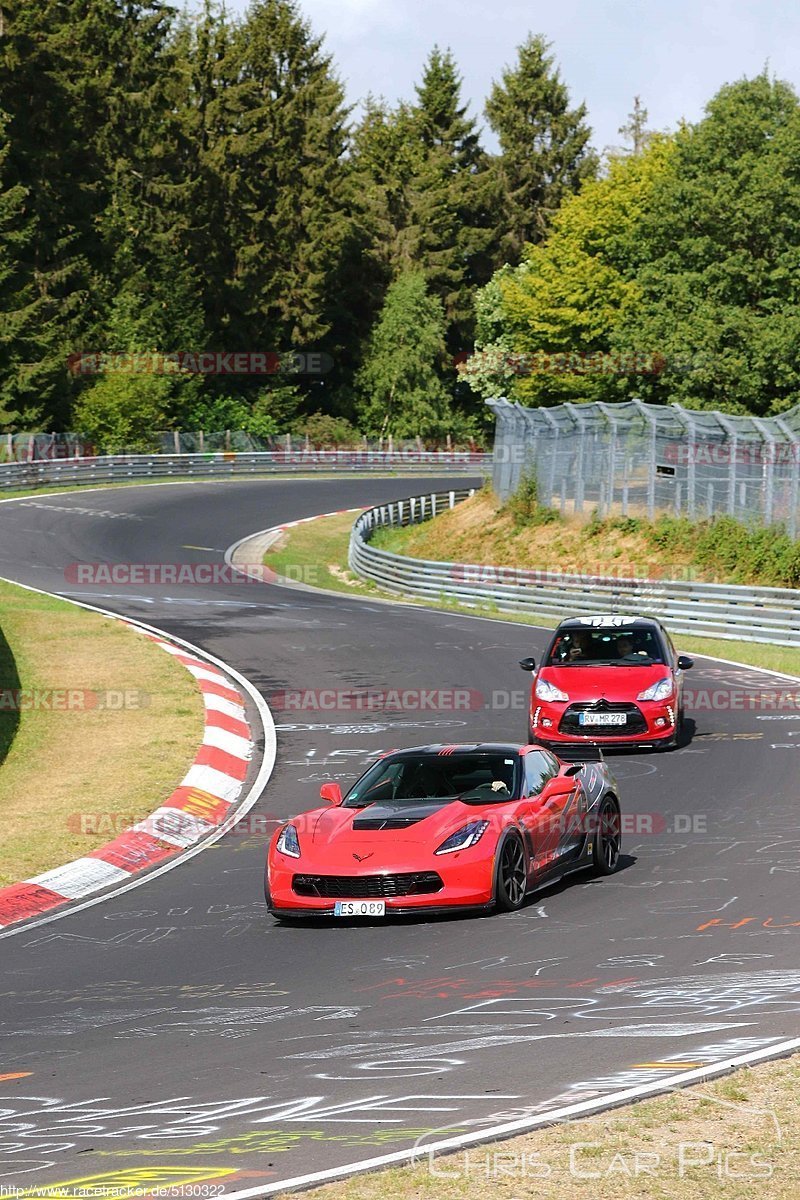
(319, 782, 343, 806)
(519, 656, 537, 672)
(677, 655, 694, 671)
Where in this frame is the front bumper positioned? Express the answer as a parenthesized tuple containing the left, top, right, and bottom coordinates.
(268, 901, 495, 918)
(266, 848, 496, 914)
(530, 698, 677, 745)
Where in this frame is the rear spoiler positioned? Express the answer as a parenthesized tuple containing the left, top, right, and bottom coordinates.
(551, 742, 605, 764)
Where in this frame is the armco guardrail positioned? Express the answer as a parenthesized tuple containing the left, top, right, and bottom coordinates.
(0, 451, 491, 491)
(348, 490, 800, 647)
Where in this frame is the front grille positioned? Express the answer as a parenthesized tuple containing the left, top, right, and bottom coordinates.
(559, 700, 647, 736)
(292, 872, 444, 899)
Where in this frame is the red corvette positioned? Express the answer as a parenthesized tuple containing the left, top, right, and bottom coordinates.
(520, 615, 693, 750)
(265, 742, 621, 919)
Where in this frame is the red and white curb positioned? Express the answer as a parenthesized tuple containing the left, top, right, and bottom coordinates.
(0, 587, 275, 935)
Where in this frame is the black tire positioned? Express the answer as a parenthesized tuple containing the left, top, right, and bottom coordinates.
(592, 796, 621, 875)
(674, 707, 684, 746)
(494, 833, 528, 911)
(655, 709, 683, 751)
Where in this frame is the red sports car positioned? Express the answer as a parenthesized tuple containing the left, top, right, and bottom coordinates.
(265, 742, 621, 919)
(520, 615, 694, 750)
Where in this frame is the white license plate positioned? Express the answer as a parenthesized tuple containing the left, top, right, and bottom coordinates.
(580, 711, 627, 726)
(334, 900, 386, 917)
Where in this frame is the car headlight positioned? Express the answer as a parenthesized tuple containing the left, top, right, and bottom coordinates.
(535, 676, 569, 702)
(637, 676, 674, 702)
(435, 820, 490, 855)
(276, 823, 301, 858)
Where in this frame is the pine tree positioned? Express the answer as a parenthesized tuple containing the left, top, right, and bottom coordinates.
(350, 49, 501, 395)
(0, 105, 34, 427)
(356, 271, 455, 438)
(217, 2, 351, 359)
(92, 2, 206, 428)
(407, 48, 500, 354)
(485, 34, 597, 262)
(414, 46, 483, 169)
(618, 96, 653, 156)
(0, 0, 118, 426)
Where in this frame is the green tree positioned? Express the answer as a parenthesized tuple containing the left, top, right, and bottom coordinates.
(0, 105, 33, 428)
(356, 271, 455, 438)
(73, 374, 172, 453)
(348, 49, 501, 424)
(0, 0, 120, 426)
(614, 72, 800, 414)
(216, 2, 351, 354)
(408, 47, 500, 353)
(463, 137, 673, 405)
(485, 34, 597, 262)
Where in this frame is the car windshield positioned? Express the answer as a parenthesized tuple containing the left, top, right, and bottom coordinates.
(343, 752, 520, 807)
(544, 626, 666, 667)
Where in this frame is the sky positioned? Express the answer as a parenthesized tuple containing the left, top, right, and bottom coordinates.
(218, 0, 800, 154)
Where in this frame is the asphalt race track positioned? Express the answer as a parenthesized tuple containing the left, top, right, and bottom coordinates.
(1, 477, 799, 1195)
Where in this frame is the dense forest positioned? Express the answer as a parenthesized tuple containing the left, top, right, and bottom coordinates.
(1, 0, 798, 448)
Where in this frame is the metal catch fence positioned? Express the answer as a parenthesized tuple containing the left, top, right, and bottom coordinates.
(488, 397, 800, 536)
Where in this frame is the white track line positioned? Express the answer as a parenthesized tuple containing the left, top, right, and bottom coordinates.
(218, 1034, 800, 1198)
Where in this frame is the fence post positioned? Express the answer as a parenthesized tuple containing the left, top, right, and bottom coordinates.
(564, 403, 586, 515)
(674, 405, 696, 519)
(631, 398, 657, 520)
(598, 404, 620, 517)
(754, 418, 778, 526)
(716, 414, 738, 516)
(775, 418, 800, 539)
(539, 407, 559, 508)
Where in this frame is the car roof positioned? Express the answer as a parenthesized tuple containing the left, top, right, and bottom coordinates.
(385, 743, 523, 758)
(555, 615, 664, 631)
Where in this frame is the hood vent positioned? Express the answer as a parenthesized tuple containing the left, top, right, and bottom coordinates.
(351, 797, 451, 831)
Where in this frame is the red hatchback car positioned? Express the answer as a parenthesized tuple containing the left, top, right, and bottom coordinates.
(520, 615, 693, 750)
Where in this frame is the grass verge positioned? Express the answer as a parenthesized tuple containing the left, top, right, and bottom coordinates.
(263, 515, 800, 678)
(372, 488, 800, 589)
(0, 580, 204, 885)
(277, 1052, 800, 1200)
